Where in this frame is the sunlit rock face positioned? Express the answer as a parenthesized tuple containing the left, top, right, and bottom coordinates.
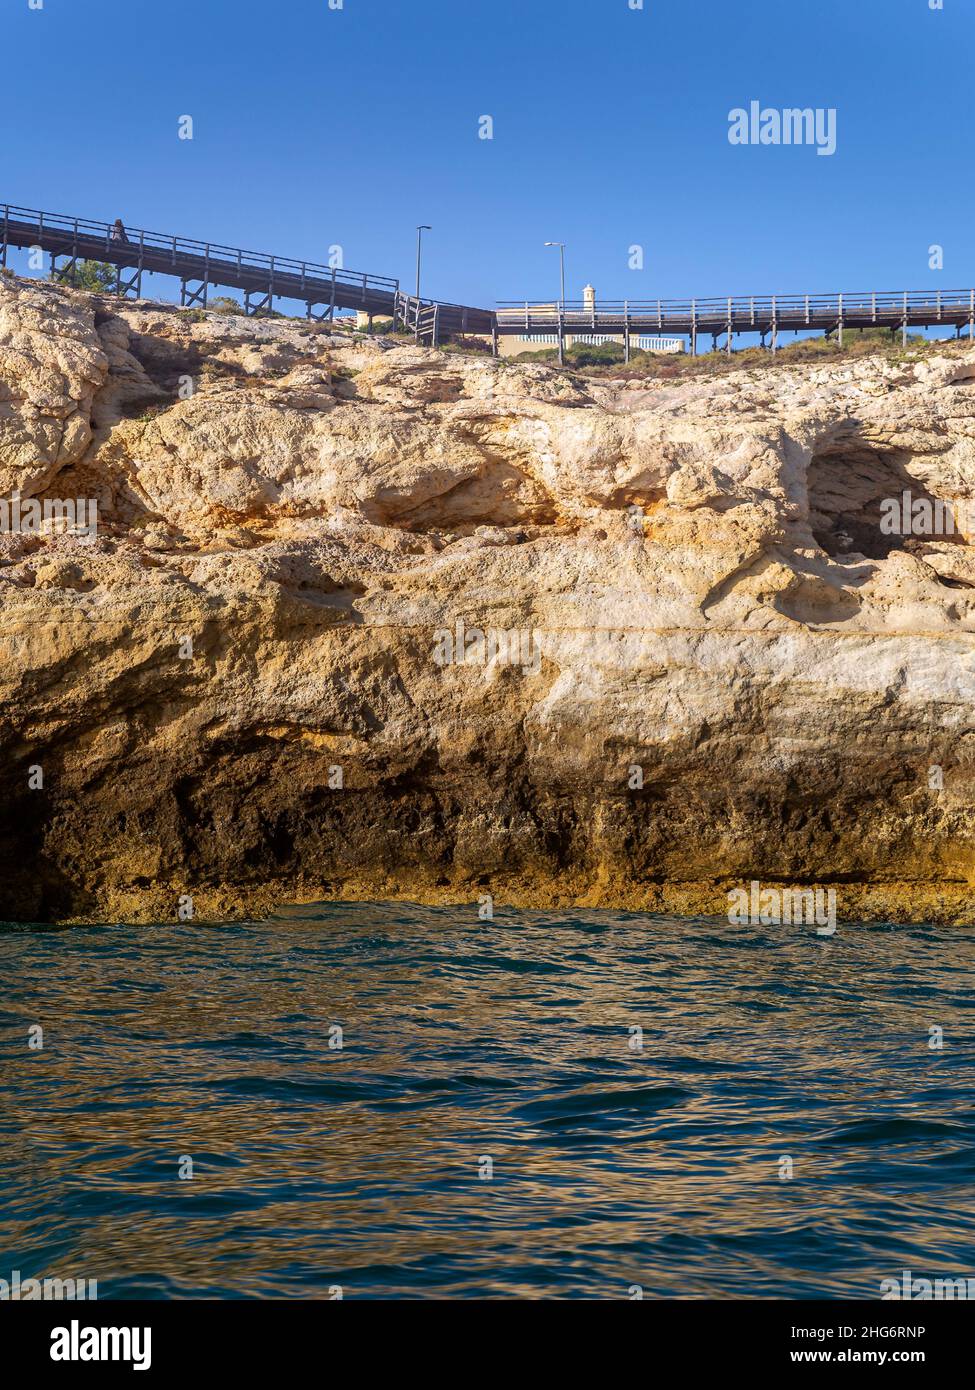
(3, 271, 975, 923)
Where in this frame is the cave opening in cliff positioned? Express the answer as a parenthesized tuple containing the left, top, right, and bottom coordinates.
(807, 435, 966, 560)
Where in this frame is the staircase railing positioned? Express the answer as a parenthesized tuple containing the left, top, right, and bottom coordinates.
(395, 292, 441, 345)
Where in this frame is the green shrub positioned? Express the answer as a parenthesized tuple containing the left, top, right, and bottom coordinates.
(510, 339, 627, 366)
(52, 260, 118, 292)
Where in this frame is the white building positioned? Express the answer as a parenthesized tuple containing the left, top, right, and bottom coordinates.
(498, 283, 685, 357)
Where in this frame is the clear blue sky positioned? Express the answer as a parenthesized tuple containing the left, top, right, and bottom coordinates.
(3, 0, 970, 307)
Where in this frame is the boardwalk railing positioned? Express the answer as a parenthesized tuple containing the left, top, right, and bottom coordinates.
(1, 202, 398, 293)
(0, 202, 403, 319)
(0, 201, 497, 338)
(0, 202, 495, 337)
(3, 202, 973, 356)
(498, 290, 975, 358)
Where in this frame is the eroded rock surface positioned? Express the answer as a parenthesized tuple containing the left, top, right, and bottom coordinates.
(3, 272, 975, 922)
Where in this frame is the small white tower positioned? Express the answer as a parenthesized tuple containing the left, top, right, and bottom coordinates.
(583, 284, 595, 311)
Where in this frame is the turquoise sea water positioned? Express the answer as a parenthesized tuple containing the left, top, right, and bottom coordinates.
(1, 904, 973, 1299)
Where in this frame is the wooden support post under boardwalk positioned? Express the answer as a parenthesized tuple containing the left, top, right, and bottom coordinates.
(115, 264, 142, 300)
(51, 253, 79, 285)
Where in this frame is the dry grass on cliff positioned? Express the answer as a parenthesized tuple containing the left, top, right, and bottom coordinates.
(508, 327, 970, 383)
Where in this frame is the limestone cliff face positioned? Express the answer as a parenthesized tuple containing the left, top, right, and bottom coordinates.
(3, 271, 975, 923)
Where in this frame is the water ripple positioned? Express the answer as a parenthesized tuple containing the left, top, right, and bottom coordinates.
(0, 905, 973, 1298)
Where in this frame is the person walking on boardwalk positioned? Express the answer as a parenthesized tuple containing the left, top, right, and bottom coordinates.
(110, 218, 129, 244)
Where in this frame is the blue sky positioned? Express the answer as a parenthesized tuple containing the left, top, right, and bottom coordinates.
(2, 0, 970, 309)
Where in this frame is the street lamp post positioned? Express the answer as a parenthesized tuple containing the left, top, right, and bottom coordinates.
(544, 240, 566, 310)
(415, 225, 431, 301)
(544, 241, 566, 365)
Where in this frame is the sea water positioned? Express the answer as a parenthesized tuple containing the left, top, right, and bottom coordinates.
(1, 904, 973, 1299)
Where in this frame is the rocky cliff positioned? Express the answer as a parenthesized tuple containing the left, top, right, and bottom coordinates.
(3, 271, 975, 923)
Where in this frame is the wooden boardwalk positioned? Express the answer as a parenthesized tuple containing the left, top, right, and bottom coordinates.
(498, 290, 975, 357)
(3, 202, 974, 356)
(0, 202, 494, 338)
